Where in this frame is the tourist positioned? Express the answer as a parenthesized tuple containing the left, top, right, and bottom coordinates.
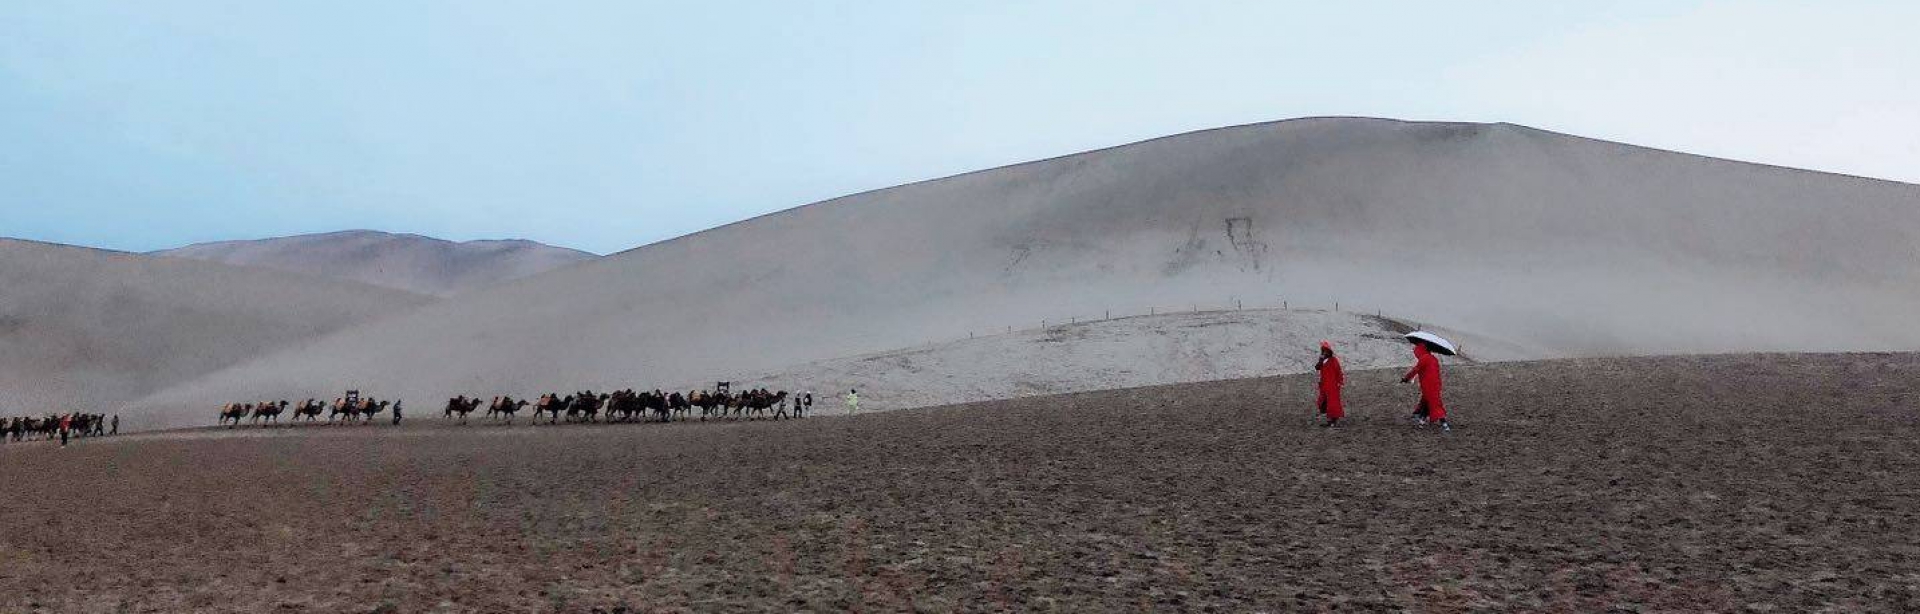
(1316, 341, 1345, 427)
(1402, 340, 1449, 432)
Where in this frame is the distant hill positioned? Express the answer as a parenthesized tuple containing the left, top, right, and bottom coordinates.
(128, 117, 1920, 430)
(151, 230, 597, 297)
(0, 239, 434, 415)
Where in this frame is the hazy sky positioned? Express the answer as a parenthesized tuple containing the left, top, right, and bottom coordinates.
(4, 1, 1915, 254)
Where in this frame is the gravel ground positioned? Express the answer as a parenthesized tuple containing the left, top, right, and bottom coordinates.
(3, 353, 1918, 612)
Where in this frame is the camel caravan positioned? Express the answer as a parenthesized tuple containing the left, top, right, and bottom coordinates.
(218, 383, 816, 428)
(216, 391, 395, 428)
(452, 386, 804, 424)
(3, 413, 116, 443)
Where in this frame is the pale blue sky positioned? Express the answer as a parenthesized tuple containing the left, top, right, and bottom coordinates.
(3, 1, 1915, 254)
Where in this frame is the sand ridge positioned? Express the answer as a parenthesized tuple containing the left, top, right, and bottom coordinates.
(151, 230, 597, 297)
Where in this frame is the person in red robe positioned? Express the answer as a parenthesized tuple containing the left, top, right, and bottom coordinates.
(1402, 341, 1450, 432)
(1315, 341, 1345, 427)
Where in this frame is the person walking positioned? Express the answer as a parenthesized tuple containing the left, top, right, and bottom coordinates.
(1402, 340, 1450, 432)
(392, 400, 404, 425)
(845, 389, 859, 416)
(1315, 341, 1345, 427)
(110, 414, 118, 435)
(58, 413, 72, 447)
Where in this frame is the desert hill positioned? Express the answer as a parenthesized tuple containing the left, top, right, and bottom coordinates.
(152, 230, 596, 297)
(0, 239, 434, 415)
(127, 117, 1920, 429)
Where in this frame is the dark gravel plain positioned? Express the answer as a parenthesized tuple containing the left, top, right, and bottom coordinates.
(3, 353, 1918, 612)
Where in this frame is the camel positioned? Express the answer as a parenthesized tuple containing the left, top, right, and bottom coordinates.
(218, 403, 252, 428)
(737, 389, 788, 420)
(250, 400, 288, 424)
(565, 391, 609, 423)
(328, 397, 361, 424)
(667, 392, 689, 421)
(768, 390, 796, 419)
(648, 389, 672, 422)
(443, 396, 483, 424)
(488, 395, 528, 423)
(532, 394, 572, 424)
(604, 390, 641, 423)
(355, 399, 389, 424)
(690, 390, 729, 421)
(291, 399, 325, 422)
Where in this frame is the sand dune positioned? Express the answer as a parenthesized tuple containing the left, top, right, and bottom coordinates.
(128, 117, 1920, 430)
(152, 230, 597, 297)
(0, 239, 433, 415)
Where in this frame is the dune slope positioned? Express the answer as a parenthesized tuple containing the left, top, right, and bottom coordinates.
(130, 117, 1920, 429)
(0, 239, 434, 414)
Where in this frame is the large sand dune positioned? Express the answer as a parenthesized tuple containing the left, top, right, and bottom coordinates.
(0, 239, 433, 414)
(151, 230, 597, 297)
(129, 117, 1920, 429)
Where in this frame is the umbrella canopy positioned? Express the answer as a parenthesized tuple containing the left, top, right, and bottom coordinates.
(1404, 331, 1459, 356)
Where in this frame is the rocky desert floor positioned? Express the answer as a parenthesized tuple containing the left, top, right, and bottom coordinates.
(3, 353, 1918, 612)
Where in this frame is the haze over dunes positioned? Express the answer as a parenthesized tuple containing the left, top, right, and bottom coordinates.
(151, 230, 597, 297)
(0, 239, 434, 415)
(125, 118, 1920, 430)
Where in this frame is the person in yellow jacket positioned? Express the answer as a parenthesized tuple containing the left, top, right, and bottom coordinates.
(846, 389, 859, 415)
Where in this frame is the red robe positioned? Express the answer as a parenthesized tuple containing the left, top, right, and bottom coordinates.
(1316, 355, 1344, 419)
(1404, 345, 1446, 420)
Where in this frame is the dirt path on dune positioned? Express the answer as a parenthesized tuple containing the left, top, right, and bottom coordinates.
(3, 353, 1918, 612)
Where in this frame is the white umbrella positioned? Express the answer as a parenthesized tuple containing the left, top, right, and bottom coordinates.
(1403, 331, 1459, 356)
